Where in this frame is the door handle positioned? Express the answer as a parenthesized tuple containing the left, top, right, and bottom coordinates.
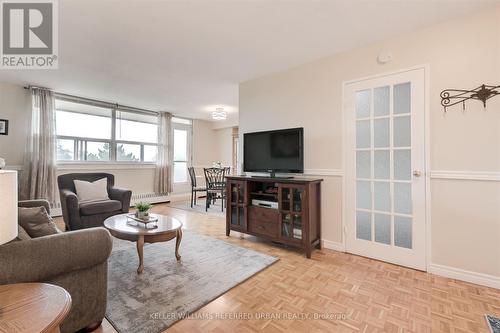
(413, 170, 422, 177)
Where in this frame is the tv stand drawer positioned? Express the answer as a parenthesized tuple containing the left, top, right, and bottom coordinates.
(249, 219, 278, 238)
(248, 206, 279, 222)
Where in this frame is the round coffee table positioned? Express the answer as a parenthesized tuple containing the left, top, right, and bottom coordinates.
(104, 213, 183, 274)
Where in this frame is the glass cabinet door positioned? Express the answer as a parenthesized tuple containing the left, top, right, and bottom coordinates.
(279, 185, 305, 241)
(229, 181, 246, 230)
(292, 188, 304, 212)
(281, 188, 290, 211)
(293, 214, 302, 239)
(281, 213, 291, 237)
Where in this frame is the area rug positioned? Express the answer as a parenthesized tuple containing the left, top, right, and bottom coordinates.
(486, 315, 500, 333)
(168, 198, 225, 218)
(106, 230, 278, 333)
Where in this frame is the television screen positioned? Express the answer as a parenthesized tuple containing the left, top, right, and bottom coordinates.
(244, 128, 304, 173)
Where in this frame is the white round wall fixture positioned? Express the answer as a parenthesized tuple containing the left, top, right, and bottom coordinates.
(377, 50, 393, 64)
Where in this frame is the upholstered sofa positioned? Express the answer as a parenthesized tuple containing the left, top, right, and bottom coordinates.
(58, 173, 132, 230)
(0, 200, 113, 333)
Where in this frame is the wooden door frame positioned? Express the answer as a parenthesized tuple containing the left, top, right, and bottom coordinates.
(341, 65, 431, 271)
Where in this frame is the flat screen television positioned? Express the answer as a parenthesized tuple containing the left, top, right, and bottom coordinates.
(243, 127, 304, 177)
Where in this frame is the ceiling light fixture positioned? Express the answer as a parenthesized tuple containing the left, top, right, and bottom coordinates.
(211, 107, 227, 120)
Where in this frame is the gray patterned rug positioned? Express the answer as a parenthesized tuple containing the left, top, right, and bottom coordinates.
(106, 230, 277, 333)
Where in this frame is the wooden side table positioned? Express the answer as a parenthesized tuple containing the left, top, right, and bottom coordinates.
(0, 283, 72, 333)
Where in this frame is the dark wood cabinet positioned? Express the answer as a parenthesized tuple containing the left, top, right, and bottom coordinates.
(226, 175, 322, 258)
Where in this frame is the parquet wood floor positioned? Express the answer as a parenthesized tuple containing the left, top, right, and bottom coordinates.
(54, 203, 500, 333)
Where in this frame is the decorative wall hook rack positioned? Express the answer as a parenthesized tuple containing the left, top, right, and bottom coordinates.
(440, 84, 500, 111)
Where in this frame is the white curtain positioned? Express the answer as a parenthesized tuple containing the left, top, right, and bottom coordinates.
(21, 87, 58, 203)
(154, 112, 173, 194)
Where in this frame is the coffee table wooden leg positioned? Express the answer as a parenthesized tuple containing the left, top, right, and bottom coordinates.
(175, 229, 182, 260)
(136, 235, 145, 274)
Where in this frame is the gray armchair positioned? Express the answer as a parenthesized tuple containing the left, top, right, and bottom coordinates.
(0, 200, 113, 333)
(58, 173, 132, 230)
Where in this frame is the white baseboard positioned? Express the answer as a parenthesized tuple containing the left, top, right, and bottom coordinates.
(166, 192, 191, 202)
(322, 239, 345, 252)
(429, 263, 500, 289)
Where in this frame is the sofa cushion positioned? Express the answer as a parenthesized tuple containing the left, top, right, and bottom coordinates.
(18, 206, 60, 238)
(74, 178, 109, 203)
(79, 200, 122, 216)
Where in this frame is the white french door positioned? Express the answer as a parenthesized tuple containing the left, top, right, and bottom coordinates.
(344, 68, 427, 270)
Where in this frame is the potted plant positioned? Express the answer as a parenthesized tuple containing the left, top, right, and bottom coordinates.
(135, 202, 152, 220)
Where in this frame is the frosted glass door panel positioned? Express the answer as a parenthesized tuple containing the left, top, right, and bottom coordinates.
(374, 86, 390, 116)
(394, 82, 411, 114)
(356, 151, 371, 178)
(394, 216, 412, 249)
(374, 118, 390, 148)
(374, 182, 391, 212)
(394, 183, 412, 214)
(394, 150, 411, 180)
(374, 150, 390, 179)
(357, 151, 371, 179)
(394, 116, 411, 147)
(356, 89, 371, 118)
(374, 214, 391, 245)
(356, 120, 371, 148)
(356, 181, 371, 209)
(356, 211, 371, 241)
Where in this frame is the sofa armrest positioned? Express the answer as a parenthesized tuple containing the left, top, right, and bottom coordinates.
(18, 199, 51, 214)
(59, 189, 81, 230)
(109, 187, 132, 213)
(0, 228, 112, 285)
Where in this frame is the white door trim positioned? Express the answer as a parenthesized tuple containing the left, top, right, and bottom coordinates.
(342, 65, 430, 271)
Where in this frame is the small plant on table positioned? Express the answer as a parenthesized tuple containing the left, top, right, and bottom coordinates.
(135, 202, 152, 220)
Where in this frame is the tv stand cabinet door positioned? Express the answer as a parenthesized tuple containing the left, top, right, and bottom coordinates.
(227, 180, 248, 233)
(278, 184, 307, 244)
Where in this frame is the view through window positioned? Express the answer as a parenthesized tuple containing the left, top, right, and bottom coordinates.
(55, 99, 159, 162)
(172, 117, 192, 183)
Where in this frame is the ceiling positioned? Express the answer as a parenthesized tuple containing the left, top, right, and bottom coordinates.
(1, 0, 498, 124)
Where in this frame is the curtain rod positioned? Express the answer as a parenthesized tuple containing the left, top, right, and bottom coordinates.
(24, 85, 161, 116)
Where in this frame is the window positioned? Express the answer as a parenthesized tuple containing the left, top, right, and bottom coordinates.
(55, 99, 159, 163)
(172, 118, 192, 183)
(115, 111, 158, 162)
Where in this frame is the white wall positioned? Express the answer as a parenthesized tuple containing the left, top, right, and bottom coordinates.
(213, 127, 233, 167)
(192, 119, 217, 167)
(239, 6, 500, 284)
(0, 82, 31, 167)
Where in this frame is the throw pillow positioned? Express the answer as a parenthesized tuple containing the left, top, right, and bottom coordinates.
(18, 206, 60, 238)
(73, 178, 109, 203)
(16, 225, 32, 241)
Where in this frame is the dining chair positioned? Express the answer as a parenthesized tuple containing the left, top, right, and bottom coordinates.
(188, 167, 207, 208)
(203, 167, 227, 212)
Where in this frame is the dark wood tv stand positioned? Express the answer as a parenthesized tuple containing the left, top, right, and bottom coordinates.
(225, 175, 323, 258)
